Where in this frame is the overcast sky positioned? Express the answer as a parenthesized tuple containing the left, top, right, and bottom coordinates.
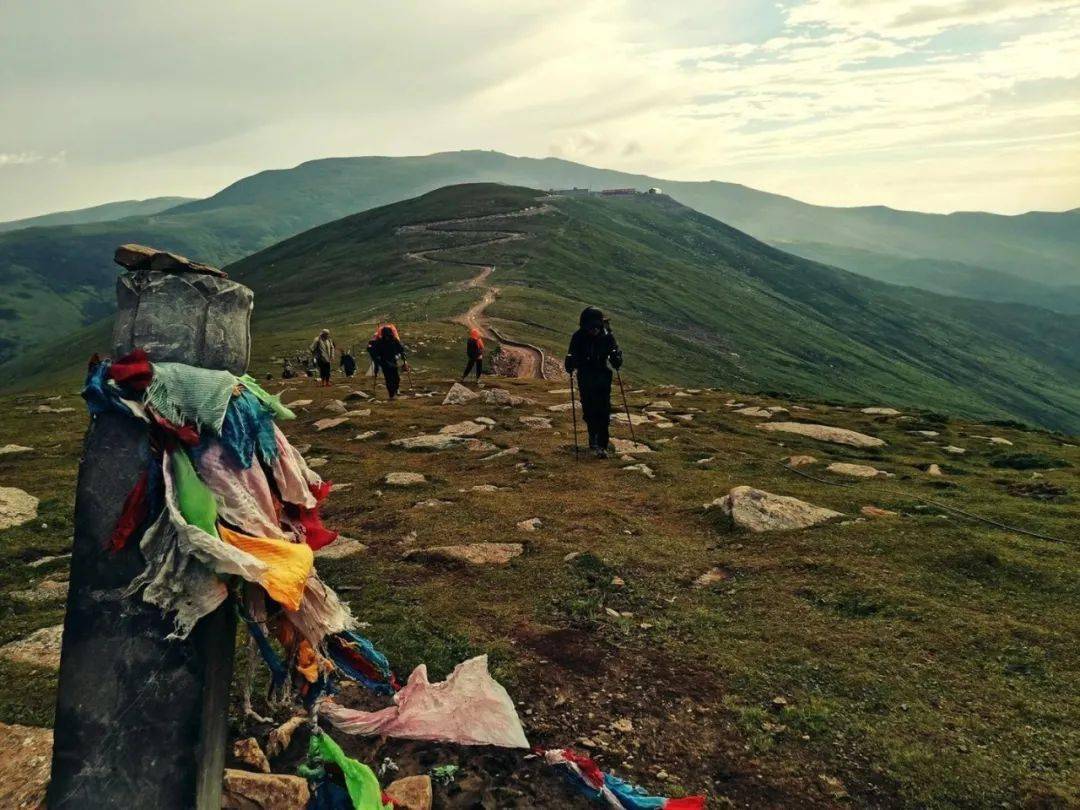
(1, 0, 1078, 220)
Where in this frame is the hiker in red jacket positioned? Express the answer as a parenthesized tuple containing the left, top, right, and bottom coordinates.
(461, 327, 485, 384)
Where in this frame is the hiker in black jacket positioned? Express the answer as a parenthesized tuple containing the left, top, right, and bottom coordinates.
(371, 324, 408, 399)
(340, 348, 357, 377)
(565, 306, 622, 458)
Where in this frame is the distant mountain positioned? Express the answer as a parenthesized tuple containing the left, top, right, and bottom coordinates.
(198, 186, 1080, 430)
(0, 197, 193, 233)
(0, 151, 1075, 363)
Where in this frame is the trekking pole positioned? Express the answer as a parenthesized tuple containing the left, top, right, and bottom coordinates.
(615, 368, 636, 442)
(568, 371, 580, 461)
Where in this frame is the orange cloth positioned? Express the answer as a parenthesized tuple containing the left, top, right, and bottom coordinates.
(469, 328, 485, 352)
(218, 525, 314, 611)
(296, 640, 321, 683)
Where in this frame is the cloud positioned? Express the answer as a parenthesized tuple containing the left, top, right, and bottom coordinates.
(0, 151, 64, 168)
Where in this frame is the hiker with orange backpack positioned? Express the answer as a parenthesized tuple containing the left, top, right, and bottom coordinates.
(461, 327, 485, 384)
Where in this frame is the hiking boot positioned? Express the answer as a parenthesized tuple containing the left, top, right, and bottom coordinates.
(594, 448, 608, 459)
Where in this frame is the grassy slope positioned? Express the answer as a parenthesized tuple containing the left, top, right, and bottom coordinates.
(0, 196, 193, 233)
(1, 350, 1076, 806)
(1, 151, 1076, 361)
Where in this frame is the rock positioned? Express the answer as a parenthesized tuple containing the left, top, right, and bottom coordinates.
(784, 455, 817, 468)
(0, 624, 63, 669)
(757, 422, 885, 448)
(442, 382, 479, 405)
(233, 737, 270, 773)
(0, 487, 39, 530)
(695, 456, 714, 465)
(384, 472, 426, 487)
(0, 722, 52, 810)
(611, 412, 650, 426)
(352, 431, 379, 441)
(27, 552, 71, 569)
(766, 406, 789, 414)
(734, 407, 773, 418)
(470, 484, 500, 492)
(713, 486, 842, 532)
(654, 421, 675, 430)
(517, 517, 542, 532)
(826, 462, 890, 478)
(479, 388, 535, 407)
(0, 444, 32, 456)
(926, 463, 944, 476)
(518, 416, 552, 430)
(313, 417, 349, 432)
(114, 243, 225, 277)
(344, 390, 371, 402)
(413, 499, 451, 509)
(265, 716, 306, 759)
(693, 567, 730, 588)
(285, 399, 313, 409)
(474, 416, 496, 426)
(10, 578, 68, 604)
(222, 769, 309, 810)
(344, 409, 370, 418)
(861, 506, 898, 518)
(622, 463, 655, 479)
(861, 407, 901, 416)
(645, 400, 672, 410)
(391, 434, 484, 451)
(315, 538, 368, 560)
(910, 430, 939, 437)
(36, 405, 76, 414)
(673, 414, 694, 422)
(323, 400, 347, 414)
(611, 438, 653, 455)
(943, 445, 966, 454)
(306, 457, 329, 469)
(481, 446, 520, 461)
(404, 543, 523, 566)
(611, 718, 634, 733)
(546, 402, 575, 412)
(439, 420, 488, 437)
(385, 775, 433, 810)
(549, 388, 571, 394)
(989, 437, 1013, 446)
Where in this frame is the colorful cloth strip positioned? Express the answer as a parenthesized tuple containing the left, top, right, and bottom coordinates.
(544, 749, 705, 809)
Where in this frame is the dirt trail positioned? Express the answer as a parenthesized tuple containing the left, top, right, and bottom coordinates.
(399, 207, 552, 379)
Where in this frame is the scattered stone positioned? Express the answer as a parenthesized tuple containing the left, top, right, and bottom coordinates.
(654, 422, 675, 430)
(391, 434, 478, 451)
(517, 517, 542, 532)
(470, 484, 500, 492)
(27, 552, 71, 569)
(265, 715, 306, 759)
(474, 416, 496, 426)
(712, 486, 843, 532)
(442, 382, 479, 405)
(826, 462, 890, 478)
(546, 402, 575, 412)
(673, 414, 694, 422)
(479, 389, 535, 407)
(734, 406, 773, 417)
(344, 390, 371, 402)
(943, 445, 966, 455)
(222, 769, 309, 810)
(766, 406, 789, 414)
(519, 416, 552, 430)
(695, 456, 714, 465)
(35, 405, 75, 414)
(622, 463, 655, 479)
(645, 400, 672, 410)
(610, 576, 625, 587)
(989, 437, 1013, 446)
(861, 506, 898, 518)
(693, 567, 731, 588)
(910, 430, 939, 437)
(323, 400, 347, 414)
(481, 446, 520, 461)
(313, 417, 349, 432)
(611, 438, 653, 455)
(385, 775, 433, 810)
(233, 737, 271, 773)
(0, 722, 51, 810)
(784, 455, 817, 468)
(315, 538, 367, 560)
(611, 718, 634, 733)
(0, 624, 63, 669)
(0, 444, 32, 456)
(757, 422, 885, 448)
(413, 499, 451, 509)
(439, 420, 488, 437)
(549, 388, 571, 395)
(10, 578, 68, 604)
(926, 463, 944, 476)
(404, 543, 523, 566)
(612, 412, 651, 426)
(563, 551, 581, 562)
(0, 487, 39, 530)
(344, 409, 370, 418)
(384, 472, 426, 487)
(285, 399, 313, 409)
(306, 457, 329, 469)
(352, 431, 379, 441)
(861, 407, 901, 416)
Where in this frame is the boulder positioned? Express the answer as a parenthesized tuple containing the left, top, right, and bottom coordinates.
(0, 722, 51, 810)
(612, 412, 650, 426)
(474, 417, 496, 426)
(470, 484, 500, 492)
(0, 444, 32, 456)
(926, 463, 944, 476)
(622, 463, 655, 479)
(392, 434, 479, 451)
(344, 390, 371, 402)
(673, 413, 694, 422)
(0, 488, 39, 530)
(517, 517, 542, 532)
(232, 737, 270, 773)
(285, 399, 313, 409)
(645, 400, 672, 410)
(114, 243, 226, 277)
(404, 543, 523, 566)
(713, 486, 842, 532)
(323, 400, 347, 414)
(315, 538, 368, 560)
(861, 407, 901, 416)
(221, 769, 309, 810)
(518, 416, 552, 430)
(757, 422, 886, 448)
(385, 775, 433, 810)
(861, 506, 898, 518)
(265, 716, 306, 759)
(306, 457, 329, 469)
(784, 455, 817, 468)
(546, 402, 575, 412)
(442, 382, 479, 405)
(344, 409, 370, 418)
(611, 438, 652, 455)
(480, 389, 535, 407)
(384, 472, 427, 487)
(439, 420, 488, 437)
(943, 445, 966, 455)
(313, 417, 349, 432)
(0, 624, 63, 669)
(826, 462, 890, 478)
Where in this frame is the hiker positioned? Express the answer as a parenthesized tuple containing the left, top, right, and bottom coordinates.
(340, 348, 357, 378)
(366, 327, 381, 381)
(310, 329, 336, 387)
(370, 324, 409, 399)
(564, 306, 622, 458)
(461, 327, 485, 383)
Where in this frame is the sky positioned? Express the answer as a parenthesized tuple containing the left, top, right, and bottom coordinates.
(1, 0, 1079, 220)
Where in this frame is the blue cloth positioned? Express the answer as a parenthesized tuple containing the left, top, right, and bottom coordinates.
(82, 361, 136, 418)
(326, 631, 397, 696)
(308, 779, 353, 810)
(242, 613, 288, 691)
(219, 390, 278, 469)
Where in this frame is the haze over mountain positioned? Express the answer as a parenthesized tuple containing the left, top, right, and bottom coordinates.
(1, 151, 1077, 364)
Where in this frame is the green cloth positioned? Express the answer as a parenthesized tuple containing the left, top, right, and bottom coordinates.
(171, 449, 219, 537)
(146, 362, 237, 434)
(238, 374, 295, 420)
(308, 733, 391, 810)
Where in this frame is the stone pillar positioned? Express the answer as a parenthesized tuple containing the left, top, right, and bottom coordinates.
(48, 264, 254, 809)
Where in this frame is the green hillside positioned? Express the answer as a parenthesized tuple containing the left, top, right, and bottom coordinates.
(0, 196, 192, 233)
(221, 184, 1079, 432)
(1, 151, 1076, 362)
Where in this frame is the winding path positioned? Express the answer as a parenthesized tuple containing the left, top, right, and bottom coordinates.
(398, 207, 553, 379)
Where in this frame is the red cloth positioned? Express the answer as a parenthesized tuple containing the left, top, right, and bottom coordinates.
(109, 469, 149, 553)
(148, 408, 200, 446)
(108, 348, 153, 392)
(285, 481, 338, 551)
(561, 749, 606, 788)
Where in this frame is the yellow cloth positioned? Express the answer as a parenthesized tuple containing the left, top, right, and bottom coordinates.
(218, 525, 313, 611)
